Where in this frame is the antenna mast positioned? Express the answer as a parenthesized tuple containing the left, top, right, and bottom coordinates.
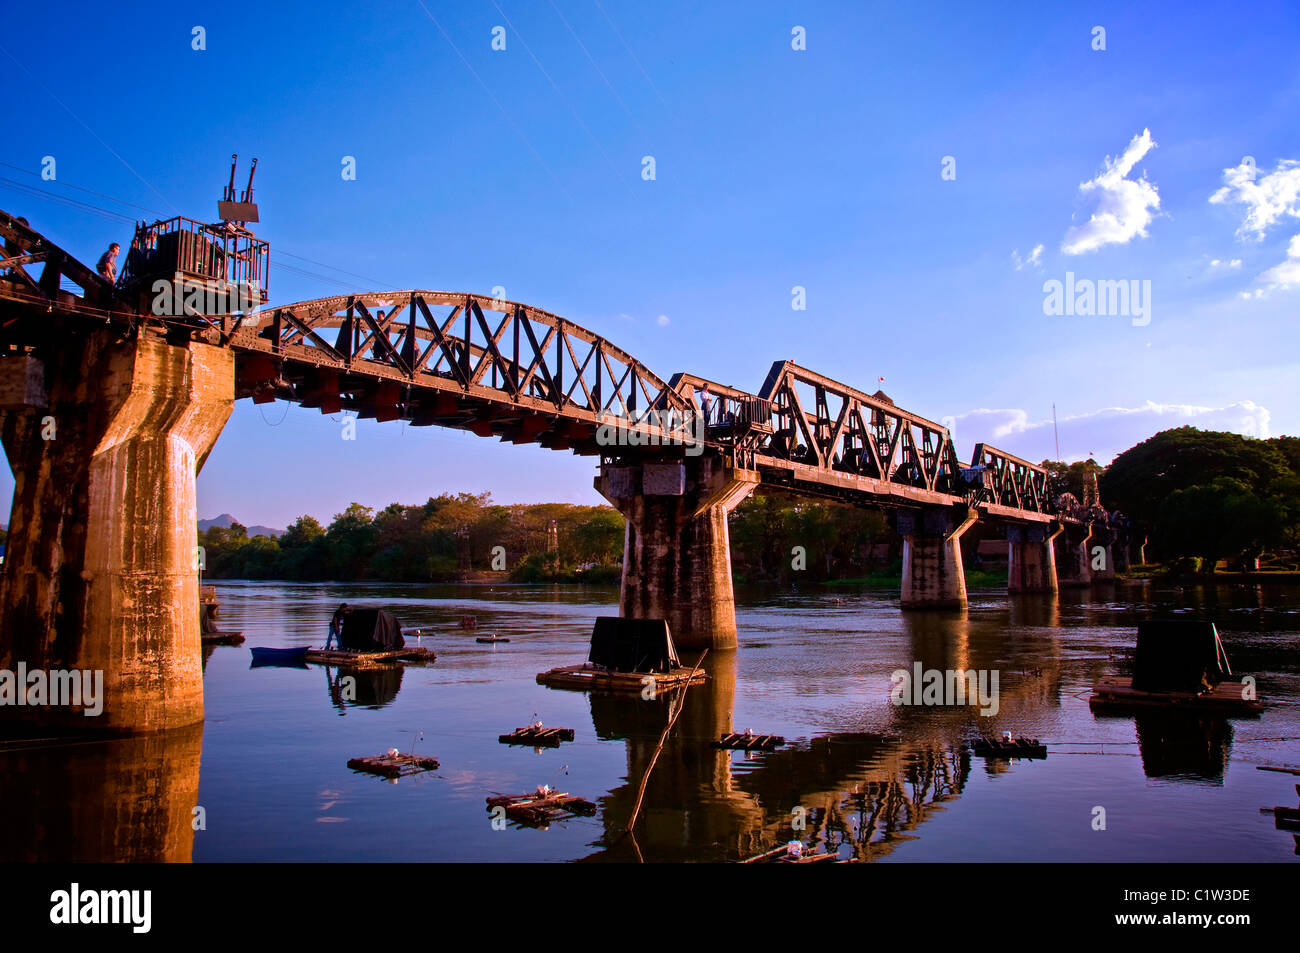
(1052, 403, 1060, 461)
(217, 154, 260, 230)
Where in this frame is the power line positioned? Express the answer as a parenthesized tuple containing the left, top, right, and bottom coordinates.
(413, 0, 569, 199)
(546, 0, 635, 122)
(0, 165, 402, 292)
(0, 39, 183, 216)
(0, 177, 136, 224)
(0, 160, 164, 217)
(592, 0, 675, 119)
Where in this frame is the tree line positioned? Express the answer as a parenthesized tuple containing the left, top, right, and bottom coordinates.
(197, 427, 1300, 584)
(198, 493, 624, 583)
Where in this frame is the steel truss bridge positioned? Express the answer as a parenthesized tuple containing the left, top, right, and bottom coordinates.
(0, 209, 1066, 527)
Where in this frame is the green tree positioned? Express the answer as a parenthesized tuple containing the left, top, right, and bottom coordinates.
(1102, 427, 1291, 522)
(1157, 477, 1285, 571)
(1041, 458, 1102, 501)
(571, 509, 624, 567)
(323, 503, 376, 579)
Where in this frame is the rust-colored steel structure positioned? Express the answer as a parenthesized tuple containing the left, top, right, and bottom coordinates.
(0, 207, 1066, 526)
(231, 290, 698, 452)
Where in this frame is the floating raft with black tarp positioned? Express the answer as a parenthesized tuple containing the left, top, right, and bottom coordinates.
(485, 790, 597, 827)
(1089, 620, 1264, 716)
(1089, 676, 1263, 715)
(537, 617, 706, 693)
(714, 731, 785, 752)
(499, 725, 574, 746)
(304, 647, 437, 667)
(347, 751, 440, 778)
(971, 736, 1047, 759)
(743, 843, 848, 863)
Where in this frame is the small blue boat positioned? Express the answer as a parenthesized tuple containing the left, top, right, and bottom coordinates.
(250, 646, 311, 667)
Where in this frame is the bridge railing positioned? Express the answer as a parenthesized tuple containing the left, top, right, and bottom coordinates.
(118, 217, 268, 304)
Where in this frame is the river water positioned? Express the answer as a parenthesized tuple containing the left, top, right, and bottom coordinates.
(3, 580, 1298, 862)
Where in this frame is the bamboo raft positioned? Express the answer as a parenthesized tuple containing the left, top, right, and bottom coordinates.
(499, 725, 575, 746)
(1089, 676, 1264, 716)
(476, 635, 510, 644)
(347, 751, 440, 778)
(972, 736, 1047, 759)
(486, 790, 597, 827)
(536, 663, 707, 693)
(201, 631, 245, 646)
(304, 647, 437, 667)
(743, 843, 848, 863)
(714, 731, 785, 752)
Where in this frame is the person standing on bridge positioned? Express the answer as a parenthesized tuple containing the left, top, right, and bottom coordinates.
(97, 242, 120, 283)
(698, 386, 711, 428)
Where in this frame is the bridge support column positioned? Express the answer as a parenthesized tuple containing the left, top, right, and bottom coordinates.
(1055, 523, 1095, 588)
(596, 456, 758, 651)
(899, 506, 977, 610)
(1007, 523, 1062, 594)
(1092, 536, 1116, 581)
(0, 330, 234, 734)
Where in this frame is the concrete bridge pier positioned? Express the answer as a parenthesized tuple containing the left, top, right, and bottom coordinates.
(1006, 522, 1062, 594)
(898, 506, 977, 610)
(1091, 530, 1116, 582)
(596, 456, 758, 651)
(0, 329, 233, 734)
(1055, 523, 1095, 588)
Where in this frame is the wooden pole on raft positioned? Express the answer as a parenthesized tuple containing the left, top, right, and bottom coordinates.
(622, 649, 708, 837)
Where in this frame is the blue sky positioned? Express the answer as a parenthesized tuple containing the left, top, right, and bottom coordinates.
(3, 1, 1298, 529)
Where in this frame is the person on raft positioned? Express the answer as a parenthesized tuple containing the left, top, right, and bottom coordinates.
(326, 603, 351, 650)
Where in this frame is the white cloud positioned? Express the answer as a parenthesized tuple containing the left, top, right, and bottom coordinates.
(1062, 128, 1161, 255)
(1256, 233, 1300, 293)
(1209, 158, 1300, 240)
(1011, 244, 1044, 270)
(1208, 257, 1242, 271)
(656, 314, 670, 327)
(949, 399, 1270, 464)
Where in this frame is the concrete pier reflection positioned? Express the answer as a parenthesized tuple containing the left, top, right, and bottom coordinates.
(0, 723, 202, 861)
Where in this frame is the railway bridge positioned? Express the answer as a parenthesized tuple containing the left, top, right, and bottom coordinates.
(0, 203, 1112, 732)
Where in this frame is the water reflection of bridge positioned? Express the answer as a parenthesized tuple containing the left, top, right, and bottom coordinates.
(0, 594, 1242, 861)
(581, 651, 974, 862)
(578, 605, 1240, 861)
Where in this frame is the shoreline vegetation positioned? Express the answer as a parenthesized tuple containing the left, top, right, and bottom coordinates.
(195, 427, 1300, 589)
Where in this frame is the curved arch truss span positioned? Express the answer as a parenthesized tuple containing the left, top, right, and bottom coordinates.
(228, 290, 698, 454)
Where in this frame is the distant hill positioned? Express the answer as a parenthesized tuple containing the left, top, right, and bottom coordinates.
(199, 513, 283, 538)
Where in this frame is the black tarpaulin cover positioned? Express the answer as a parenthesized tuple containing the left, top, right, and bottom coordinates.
(588, 617, 681, 673)
(340, 608, 406, 652)
(1131, 620, 1226, 694)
